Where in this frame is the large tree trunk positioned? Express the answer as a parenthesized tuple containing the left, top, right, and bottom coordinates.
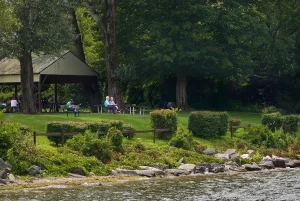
(102, 0, 121, 107)
(84, 0, 122, 108)
(69, 8, 101, 112)
(19, 51, 35, 114)
(176, 67, 189, 110)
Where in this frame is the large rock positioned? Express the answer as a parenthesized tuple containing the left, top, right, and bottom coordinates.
(115, 169, 138, 175)
(194, 163, 211, 174)
(244, 163, 262, 171)
(226, 162, 246, 172)
(285, 160, 300, 168)
(166, 169, 190, 176)
(8, 174, 15, 183)
(272, 158, 286, 168)
(215, 154, 229, 161)
(139, 166, 161, 171)
(230, 153, 240, 161)
(241, 154, 250, 160)
(259, 161, 274, 169)
(0, 159, 12, 170)
(247, 150, 255, 156)
(152, 163, 169, 170)
(178, 164, 196, 173)
(178, 158, 184, 164)
(203, 148, 216, 155)
(71, 168, 86, 176)
(210, 163, 225, 173)
(0, 168, 10, 179)
(224, 149, 237, 157)
(67, 173, 87, 178)
(27, 165, 41, 177)
(262, 156, 272, 161)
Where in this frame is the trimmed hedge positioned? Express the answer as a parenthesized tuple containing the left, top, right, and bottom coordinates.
(282, 115, 299, 133)
(188, 111, 229, 138)
(261, 112, 283, 132)
(150, 109, 177, 139)
(46, 120, 132, 145)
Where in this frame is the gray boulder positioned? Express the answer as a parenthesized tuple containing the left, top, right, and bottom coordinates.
(226, 163, 246, 172)
(71, 168, 86, 176)
(194, 163, 211, 174)
(215, 154, 230, 161)
(244, 163, 262, 171)
(178, 158, 184, 164)
(178, 164, 196, 173)
(285, 160, 300, 168)
(0, 168, 10, 179)
(224, 149, 237, 157)
(203, 148, 216, 155)
(115, 168, 138, 175)
(8, 174, 15, 182)
(272, 158, 286, 168)
(259, 161, 274, 169)
(241, 154, 250, 160)
(67, 173, 87, 178)
(247, 150, 255, 156)
(166, 169, 190, 176)
(210, 163, 225, 173)
(262, 156, 272, 161)
(152, 163, 169, 170)
(230, 153, 240, 161)
(0, 159, 12, 170)
(27, 165, 41, 177)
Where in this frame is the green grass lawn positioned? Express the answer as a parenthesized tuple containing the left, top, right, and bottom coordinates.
(4, 111, 262, 149)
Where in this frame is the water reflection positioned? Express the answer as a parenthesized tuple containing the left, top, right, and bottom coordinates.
(1, 170, 300, 201)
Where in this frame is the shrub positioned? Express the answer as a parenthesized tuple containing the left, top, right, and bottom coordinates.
(66, 130, 112, 163)
(169, 125, 194, 150)
(150, 109, 178, 139)
(122, 124, 135, 139)
(47, 120, 124, 145)
(262, 106, 280, 114)
(188, 111, 229, 138)
(271, 128, 294, 149)
(0, 122, 20, 158)
(242, 125, 273, 147)
(229, 118, 241, 134)
(282, 115, 299, 133)
(6, 131, 42, 175)
(261, 112, 283, 132)
(107, 127, 123, 150)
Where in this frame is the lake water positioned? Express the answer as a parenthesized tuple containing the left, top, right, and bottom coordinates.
(1, 169, 300, 201)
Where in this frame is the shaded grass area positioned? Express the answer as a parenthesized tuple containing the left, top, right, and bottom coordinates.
(4, 111, 262, 149)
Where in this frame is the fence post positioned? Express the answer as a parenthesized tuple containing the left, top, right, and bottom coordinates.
(34, 132, 36, 146)
(61, 132, 64, 147)
(230, 124, 233, 139)
(153, 130, 156, 143)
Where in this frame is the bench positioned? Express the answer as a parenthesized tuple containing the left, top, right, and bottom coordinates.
(60, 105, 80, 116)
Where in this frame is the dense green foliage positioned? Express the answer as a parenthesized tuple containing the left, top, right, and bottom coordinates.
(106, 127, 123, 150)
(66, 130, 112, 163)
(169, 126, 194, 150)
(282, 115, 300, 133)
(150, 109, 178, 139)
(188, 111, 229, 138)
(46, 120, 130, 145)
(261, 112, 283, 132)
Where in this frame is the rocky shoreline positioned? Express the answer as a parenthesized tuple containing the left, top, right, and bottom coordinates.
(1, 148, 300, 190)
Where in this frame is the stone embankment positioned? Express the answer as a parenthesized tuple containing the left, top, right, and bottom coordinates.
(1, 148, 300, 186)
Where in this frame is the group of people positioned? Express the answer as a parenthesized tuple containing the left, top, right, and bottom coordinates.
(104, 96, 118, 114)
(0, 94, 22, 113)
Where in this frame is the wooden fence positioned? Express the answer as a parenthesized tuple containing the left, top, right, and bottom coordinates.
(33, 128, 170, 146)
(229, 124, 251, 138)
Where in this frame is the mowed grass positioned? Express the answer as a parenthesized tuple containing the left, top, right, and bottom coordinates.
(4, 111, 262, 149)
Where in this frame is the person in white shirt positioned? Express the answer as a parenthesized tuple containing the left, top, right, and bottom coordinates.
(10, 98, 18, 112)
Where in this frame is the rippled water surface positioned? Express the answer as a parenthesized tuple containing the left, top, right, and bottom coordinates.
(1, 170, 300, 201)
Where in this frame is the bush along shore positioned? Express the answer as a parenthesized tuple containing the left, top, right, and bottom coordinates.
(2, 148, 300, 188)
(2, 109, 300, 189)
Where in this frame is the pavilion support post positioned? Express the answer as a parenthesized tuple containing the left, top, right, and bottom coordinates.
(38, 76, 41, 113)
(55, 83, 58, 112)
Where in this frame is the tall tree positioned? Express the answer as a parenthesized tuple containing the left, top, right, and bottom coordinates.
(0, 0, 71, 114)
(83, 0, 122, 107)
